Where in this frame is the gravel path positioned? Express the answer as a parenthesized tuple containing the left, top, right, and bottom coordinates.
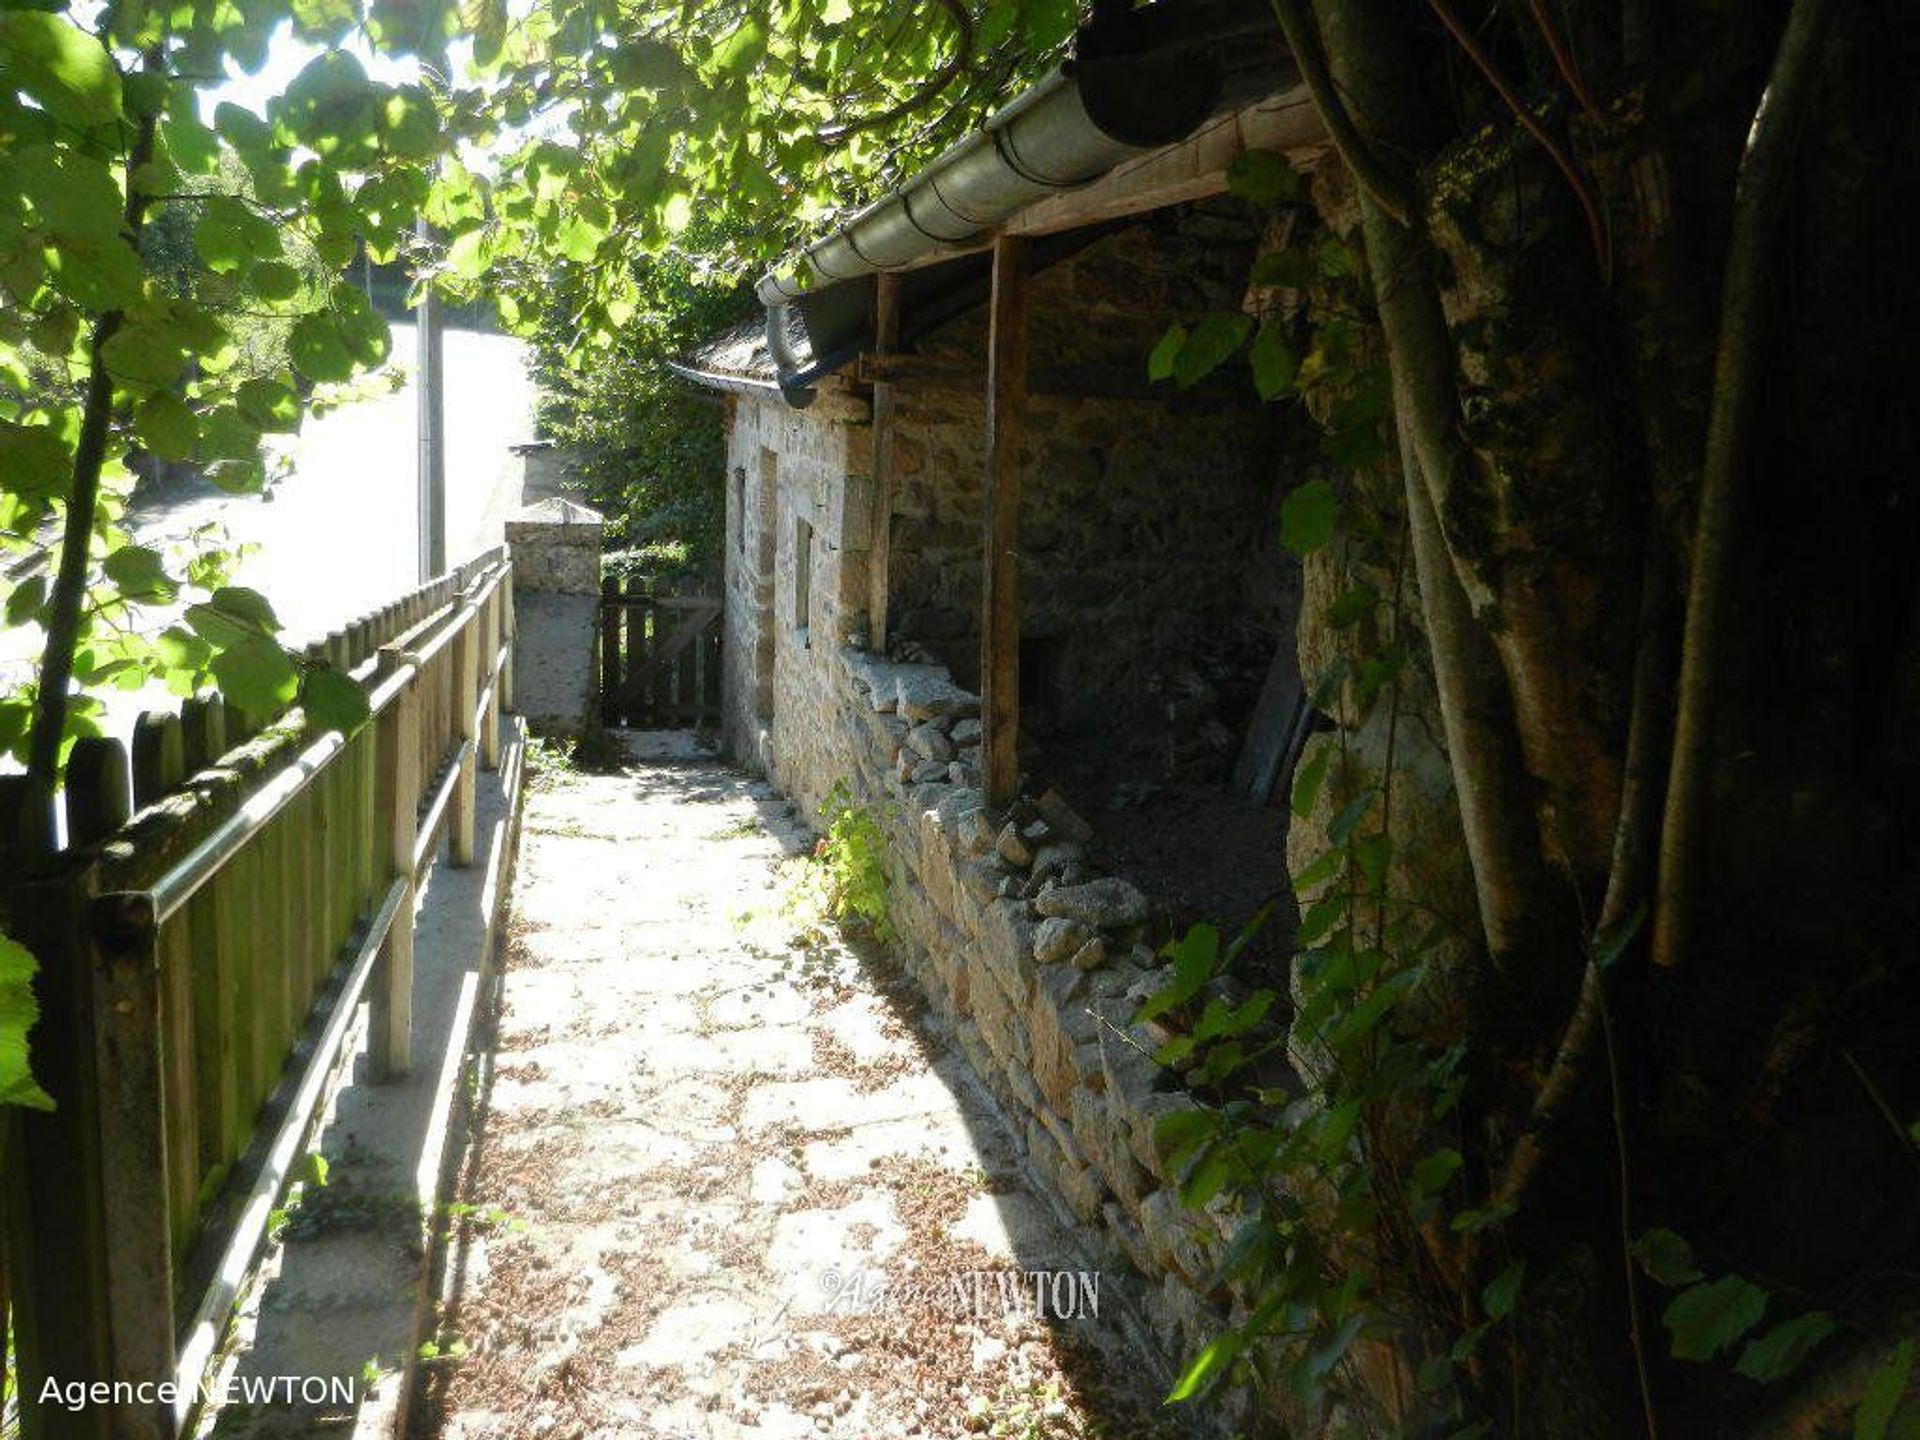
(421, 733, 1195, 1440)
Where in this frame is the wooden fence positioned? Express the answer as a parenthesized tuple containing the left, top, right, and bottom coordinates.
(0, 546, 515, 1440)
(599, 574, 722, 728)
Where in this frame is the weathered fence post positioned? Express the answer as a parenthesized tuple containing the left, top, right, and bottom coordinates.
(451, 598, 478, 868)
(89, 889, 179, 1440)
(2, 862, 112, 1440)
(600, 574, 621, 727)
(481, 577, 502, 770)
(500, 567, 516, 711)
(370, 646, 419, 1081)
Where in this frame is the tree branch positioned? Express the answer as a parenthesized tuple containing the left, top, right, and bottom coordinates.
(1652, 0, 1835, 968)
(1425, 0, 1611, 279)
(818, 0, 974, 145)
(1268, 0, 1414, 225)
(24, 73, 161, 808)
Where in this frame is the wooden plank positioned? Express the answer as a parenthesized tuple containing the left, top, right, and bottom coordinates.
(370, 647, 419, 1081)
(66, 737, 131, 848)
(600, 576, 621, 727)
(620, 601, 722, 711)
(131, 712, 184, 809)
(980, 233, 1030, 809)
(1231, 640, 1307, 804)
(88, 892, 179, 1440)
(452, 607, 477, 868)
(868, 271, 901, 650)
(3, 870, 113, 1440)
(179, 695, 226, 777)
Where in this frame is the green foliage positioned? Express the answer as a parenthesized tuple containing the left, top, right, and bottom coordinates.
(432, 0, 1077, 344)
(0, 934, 55, 1112)
(811, 780, 893, 942)
(2, 0, 454, 1113)
(1857, 1341, 1914, 1440)
(522, 234, 754, 568)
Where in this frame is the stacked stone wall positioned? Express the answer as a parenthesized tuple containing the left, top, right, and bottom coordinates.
(711, 209, 1314, 1401)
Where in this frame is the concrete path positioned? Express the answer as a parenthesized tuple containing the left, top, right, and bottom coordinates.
(423, 733, 1193, 1440)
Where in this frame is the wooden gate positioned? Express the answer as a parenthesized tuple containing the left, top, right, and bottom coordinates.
(599, 575, 723, 728)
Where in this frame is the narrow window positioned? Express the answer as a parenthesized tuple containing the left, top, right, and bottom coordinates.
(794, 516, 813, 637)
(733, 467, 746, 553)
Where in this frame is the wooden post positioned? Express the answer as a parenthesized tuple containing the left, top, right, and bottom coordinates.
(130, 714, 197, 1254)
(65, 738, 131, 848)
(131, 713, 184, 809)
(500, 569, 516, 712)
(179, 695, 226, 776)
(481, 584, 502, 770)
(980, 233, 1029, 810)
(451, 604, 478, 868)
(600, 574, 621, 728)
(89, 891, 179, 1440)
(3, 868, 113, 1440)
(868, 271, 901, 651)
(370, 647, 418, 1081)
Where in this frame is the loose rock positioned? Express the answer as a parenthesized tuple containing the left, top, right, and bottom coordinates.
(1034, 788, 1095, 845)
(905, 723, 954, 762)
(1069, 936, 1108, 971)
(1033, 917, 1091, 965)
(995, 822, 1034, 868)
(1034, 877, 1149, 929)
(896, 673, 981, 722)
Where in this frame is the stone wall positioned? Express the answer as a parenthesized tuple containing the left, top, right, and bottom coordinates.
(711, 210, 1322, 1409)
(883, 211, 1303, 782)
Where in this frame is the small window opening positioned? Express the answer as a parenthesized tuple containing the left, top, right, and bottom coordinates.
(794, 516, 813, 637)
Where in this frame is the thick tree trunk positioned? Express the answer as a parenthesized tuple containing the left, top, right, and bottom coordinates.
(1272, 0, 1920, 1435)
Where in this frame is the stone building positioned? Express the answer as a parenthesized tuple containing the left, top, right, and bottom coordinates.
(674, 4, 1329, 1397)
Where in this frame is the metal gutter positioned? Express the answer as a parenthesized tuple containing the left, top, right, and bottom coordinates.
(756, 3, 1240, 403)
(663, 358, 805, 407)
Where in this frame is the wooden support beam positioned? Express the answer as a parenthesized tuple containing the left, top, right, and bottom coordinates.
(867, 272, 901, 651)
(980, 234, 1029, 810)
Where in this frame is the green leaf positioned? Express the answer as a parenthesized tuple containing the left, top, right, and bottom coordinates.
(248, 259, 304, 301)
(1662, 1275, 1769, 1363)
(1139, 924, 1218, 1021)
(194, 195, 281, 274)
(1226, 150, 1304, 209)
(135, 391, 199, 460)
(0, 419, 71, 498)
(5, 574, 46, 626)
(288, 312, 355, 382)
(301, 666, 369, 734)
(0, 13, 122, 128)
(1410, 1147, 1463, 1197)
(1326, 788, 1377, 847)
(1147, 324, 1186, 383)
(1857, 1340, 1914, 1440)
(103, 544, 178, 603)
(1249, 320, 1297, 401)
(1290, 742, 1331, 820)
(1631, 1228, 1703, 1287)
(1736, 1312, 1835, 1383)
(1326, 585, 1376, 629)
(1173, 311, 1252, 389)
(1279, 477, 1338, 556)
(0, 933, 55, 1111)
(1167, 1330, 1242, 1403)
(1482, 1260, 1526, 1321)
(210, 635, 298, 716)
